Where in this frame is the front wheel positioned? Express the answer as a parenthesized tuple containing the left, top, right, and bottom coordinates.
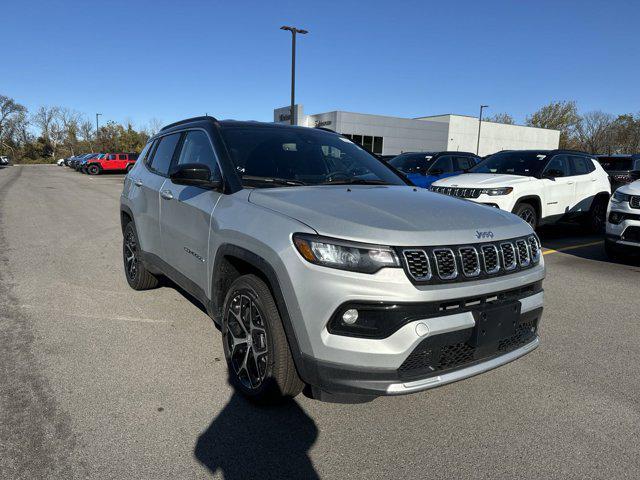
(222, 274, 304, 404)
(513, 203, 538, 229)
(87, 164, 101, 175)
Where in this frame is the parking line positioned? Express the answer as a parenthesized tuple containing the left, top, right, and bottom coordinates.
(542, 240, 603, 256)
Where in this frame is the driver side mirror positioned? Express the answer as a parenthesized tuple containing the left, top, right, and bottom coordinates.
(170, 163, 221, 190)
(543, 169, 564, 180)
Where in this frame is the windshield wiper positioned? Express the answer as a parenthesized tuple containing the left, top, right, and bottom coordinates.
(320, 178, 391, 186)
(241, 175, 307, 186)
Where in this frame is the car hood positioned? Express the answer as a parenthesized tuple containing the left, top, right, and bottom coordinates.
(616, 180, 640, 195)
(248, 185, 532, 246)
(432, 173, 535, 187)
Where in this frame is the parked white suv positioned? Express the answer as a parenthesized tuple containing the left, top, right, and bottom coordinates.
(605, 180, 640, 259)
(430, 150, 611, 230)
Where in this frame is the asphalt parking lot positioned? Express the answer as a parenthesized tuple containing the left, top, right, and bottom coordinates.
(1, 164, 639, 480)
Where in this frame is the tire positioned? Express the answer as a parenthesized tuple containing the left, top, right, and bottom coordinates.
(126, 164, 134, 173)
(87, 164, 101, 175)
(222, 274, 304, 404)
(513, 202, 538, 229)
(586, 196, 608, 233)
(123, 222, 158, 290)
(604, 239, 622, 262)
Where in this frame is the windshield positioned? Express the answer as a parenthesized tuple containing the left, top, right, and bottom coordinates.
(389, 153, 434, 174)
(469, 151, 548, 177)
(219, 126, 406, 187)
(598, 156, 633, 171)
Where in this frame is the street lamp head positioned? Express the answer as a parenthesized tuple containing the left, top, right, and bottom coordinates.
(481, 105, 489, 109)
(280, 25, 308, 34)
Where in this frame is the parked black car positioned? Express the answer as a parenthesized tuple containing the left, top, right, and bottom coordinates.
(596, 154, 640, 190)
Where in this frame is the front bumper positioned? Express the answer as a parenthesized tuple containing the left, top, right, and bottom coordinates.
(606, 201, 640, 250)
(303, 302, 542, 399)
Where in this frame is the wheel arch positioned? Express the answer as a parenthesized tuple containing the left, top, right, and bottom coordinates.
(120, 205, 134, 234)
(211, 244, 310, 382)
(513, 195, 542, 219)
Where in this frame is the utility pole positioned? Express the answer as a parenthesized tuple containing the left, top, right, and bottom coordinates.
(476, 105, 488, 155)
(96, 113, 102, 151)
(280, 26, 308, 125)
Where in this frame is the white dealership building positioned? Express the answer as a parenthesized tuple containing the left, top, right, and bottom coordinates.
(274, 105, 560, 157)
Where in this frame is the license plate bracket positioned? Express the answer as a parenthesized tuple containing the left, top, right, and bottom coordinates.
(472, 302, 520, 346)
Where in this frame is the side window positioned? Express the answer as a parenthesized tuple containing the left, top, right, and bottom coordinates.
(174, 130, 221, 180)
(454, 156, 474, 171)
(430, 155, 453, 173)
(543, 155, 570, 178)
(634, 158, 640, 170)
(570, 156, 590, 176)
(148, 133, 181, 176)
(108, 154, 117, 160)
(118, 154, 127, 161)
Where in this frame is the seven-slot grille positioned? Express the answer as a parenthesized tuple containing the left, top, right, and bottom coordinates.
(430, 186, 481, 198)
(401, 236, 540, 284)
(631, 196, 640, 209)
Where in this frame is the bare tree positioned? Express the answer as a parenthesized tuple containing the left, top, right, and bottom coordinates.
(58, 108, 83, 156)
(485, 113, 515, 125)
(526, 100, 580, 148)
(0, 95, 28, 147)
(144, 117, 163, 136)
(575, 111, 615, 154)
(32, 106, 60, 142)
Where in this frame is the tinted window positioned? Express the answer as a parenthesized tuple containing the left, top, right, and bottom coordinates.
(470, 151, 549, 177)
(108, 154, 116, 160)
(118, 154, 127, 160)
(373, 137, 383, 155)
(148, 133, 181, 176)
(543, 155, 570, 178)
(219, 126, 405, 187)
(454, 156, 476, 171)
(429, 155, 453, 173)
(175, 130, 221, 180)
(570, 156, 593, 175)
(598, 156, 633, 171)
(137, 143, 153, 165)
(389, 153, 434, 174)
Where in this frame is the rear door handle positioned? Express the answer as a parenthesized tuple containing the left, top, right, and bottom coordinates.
(133, 179, 143, 187)
(160, 190, 174, 200)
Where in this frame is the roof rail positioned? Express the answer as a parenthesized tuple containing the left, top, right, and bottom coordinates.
(550, 148, 591, 155)
(160, 115, 218, 132)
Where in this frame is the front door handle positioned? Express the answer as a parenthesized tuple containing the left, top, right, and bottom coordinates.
(160, 190, 174, 200)
(133, 179, 143, 187)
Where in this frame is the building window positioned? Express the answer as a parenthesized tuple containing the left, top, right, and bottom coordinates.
(340, 133, 384, 155)
(373, 137, 383, 155)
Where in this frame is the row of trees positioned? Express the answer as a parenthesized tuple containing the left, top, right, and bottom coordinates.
(0, 94, 162, 163)
(486, 101, 640, 154)
(2, 93, 639, 163)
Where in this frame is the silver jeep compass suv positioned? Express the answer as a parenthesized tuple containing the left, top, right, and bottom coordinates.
(120, 116, 545, 403)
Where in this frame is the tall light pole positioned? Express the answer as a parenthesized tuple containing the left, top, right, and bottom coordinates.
(476, 105, 488, 155)
(95, 113, 102, 151)
(280, 25, 308, 125)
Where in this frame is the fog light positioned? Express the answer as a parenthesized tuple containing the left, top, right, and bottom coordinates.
(342, 309, 359, 325)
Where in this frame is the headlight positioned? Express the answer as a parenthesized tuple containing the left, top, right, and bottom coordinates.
(480, 187, 513, 196)
(611, 190, 631, 203)
(293, 234, 400, 273)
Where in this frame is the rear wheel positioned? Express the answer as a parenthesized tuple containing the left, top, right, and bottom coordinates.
(587, 196, 608, 233)
(123, 222, 158, 290)
(126, 164, 134, 173)
(87, 164, 101, 175)
(513, 202, 537, 229)
(222, 274, 303, 404)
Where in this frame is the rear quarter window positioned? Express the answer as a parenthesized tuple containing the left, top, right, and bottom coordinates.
(147, 133, 181, 176)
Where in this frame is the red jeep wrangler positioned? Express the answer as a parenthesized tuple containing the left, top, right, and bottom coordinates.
(84, 152, 139, 175)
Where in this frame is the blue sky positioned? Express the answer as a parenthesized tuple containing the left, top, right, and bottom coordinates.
(3, 0, 639, 129)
